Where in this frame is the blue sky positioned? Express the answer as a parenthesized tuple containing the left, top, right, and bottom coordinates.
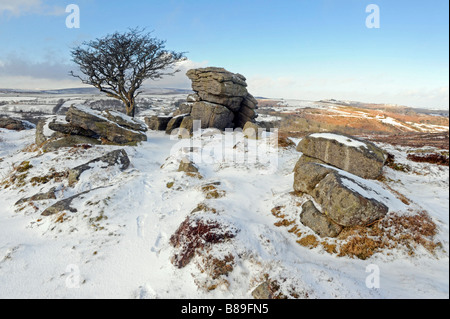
(0, 0, 448, 109)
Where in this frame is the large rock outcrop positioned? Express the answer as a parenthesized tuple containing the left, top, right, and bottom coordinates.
(149, 67, 259, 134)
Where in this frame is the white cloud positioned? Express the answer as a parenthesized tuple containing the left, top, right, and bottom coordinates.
(0, 75, 84, 90)
(0, 57, 209, 91)
(142, 59, 209, 89)
(0, 0, 65, 17)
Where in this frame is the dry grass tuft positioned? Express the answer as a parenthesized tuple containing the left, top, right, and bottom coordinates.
(407, 153, 449, 166)
(296, 235, 319, 249)
(271, 203, 441, 260)
(336, 211, 440, 259)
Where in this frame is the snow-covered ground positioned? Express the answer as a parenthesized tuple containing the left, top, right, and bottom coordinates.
(0, 125, 448, 299)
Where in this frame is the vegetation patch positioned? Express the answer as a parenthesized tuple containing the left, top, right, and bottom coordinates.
(201, 184, 226, 199)
(252, 274, 309, 299)
(271, 203, 441, 260)
(407, 153, 449, 166)
(195, 253, 235, 291)
(1, 161, 33, 189)
(15, 161, 33, 173)
(385, 153, 411, 172)
(191, 203, 218, 215)
(30, 169, 68, 186)
(170, 216, 238, 269)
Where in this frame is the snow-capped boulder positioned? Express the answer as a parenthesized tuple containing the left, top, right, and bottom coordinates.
(296, 133, 387, 180)
(0, 116, 30, 131)
(35, 117, 65, 146)
(312, 171, 389, 227)
(48, 118, 98, 138)
(103, 110, 147, 133)
(66, 105, 147, 145)
(294, 161, 391, 229)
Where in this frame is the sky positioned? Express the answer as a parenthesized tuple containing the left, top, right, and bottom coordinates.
(0, 0, 448, 109)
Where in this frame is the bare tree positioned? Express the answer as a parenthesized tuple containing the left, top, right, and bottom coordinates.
(70, 28, 186, 117)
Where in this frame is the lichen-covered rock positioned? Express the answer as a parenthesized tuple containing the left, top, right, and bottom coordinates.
(68, 149, 130, 185)
(312, 172, 389, 227)
(48, 119, 98, 138)
(294, 160, 389, 228)
(36, 117, 64, 146)
(297, 133, 387, 179)
(179, 116, 194, 135)
(41, 135, 101, 152)
(41, 190, 89, 216)
(15, 187, 57, 206)
(190, 101, 234, 130)
(187, 67, 248, 112)
(178, 158, 199, 173)
(145, 116, 173, 131)
(0, 116, 29, 131)
(243, 121, 264, 140)
(181, 67, 258, 129)
(300, 200, 343, 238)
(293, 161, 335, 194)
(173, 103, 194, 117)
(41, 187, 107, 216)
(251, 282, 275, 300)
(103, 110, 147, 132)
(66, 105, 147, 145)
(166, 114, 189, 134)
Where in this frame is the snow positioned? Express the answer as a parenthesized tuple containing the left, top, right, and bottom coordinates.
(379, 116, 415, 131)
(0, 125, 448, 299)
(310, 133, 368, 149)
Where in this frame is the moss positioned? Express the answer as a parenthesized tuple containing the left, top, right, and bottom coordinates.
(30, 171, 68, 186)
(201, 185, 226, 199)
(15, 161, 33, 173)
(166, 182, 175, 189)
(191, 203, 218, 214)
(186, 172, 204, 179)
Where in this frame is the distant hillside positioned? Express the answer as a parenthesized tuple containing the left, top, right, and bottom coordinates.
(0, 87, 193, 96)
(319, 99, 449, 117)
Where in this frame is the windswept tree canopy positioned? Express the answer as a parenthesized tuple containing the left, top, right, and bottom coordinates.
(70, 28, 187, 117)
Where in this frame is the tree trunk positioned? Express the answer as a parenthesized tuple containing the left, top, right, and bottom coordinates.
(125, 100, 136, 118)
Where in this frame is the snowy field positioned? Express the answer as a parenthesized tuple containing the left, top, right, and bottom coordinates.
(0, 123, 448, 299)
